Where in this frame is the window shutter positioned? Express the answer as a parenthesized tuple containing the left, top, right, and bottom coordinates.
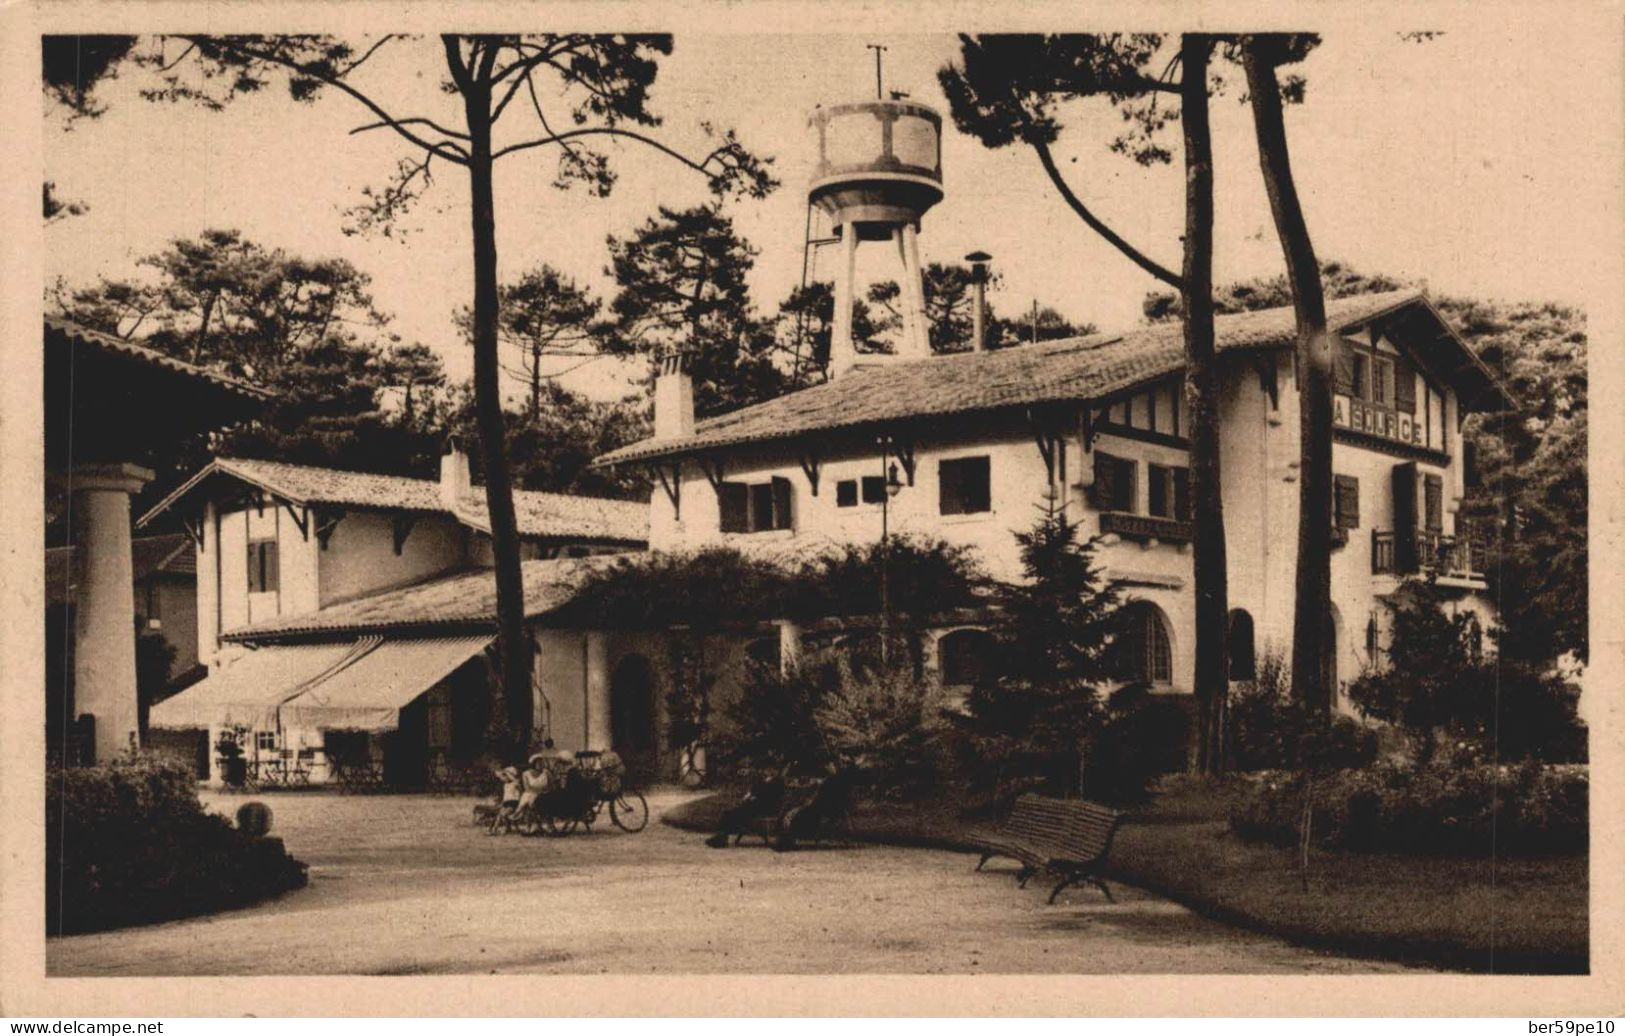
(1332, 340, 1356, 395)
(771, 476, 793, 530)
(1392, 462, 1418, 573)
(718, 482, 749, 533)
(1090, 451, 1118, 510)
(1393, 354, 1417, 413)
(1334, 474, 1360, 529)
(836, 480, 857, 507)
(1424, 473, 1444, 532)
(263, 541, 279, 593)
(247, 541, 258, 593)
(1173, 466, 1191, 521)
(1147, 463, 1168, 518)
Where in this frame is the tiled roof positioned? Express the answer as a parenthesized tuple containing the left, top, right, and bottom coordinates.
(596, 290, 1442, 466)
(223, 556, 614, 641)
(46, 533, 194, 606)
(45, 317, 271, 400)
(138, 457, 648, 544)
(456, 492, 649, 545)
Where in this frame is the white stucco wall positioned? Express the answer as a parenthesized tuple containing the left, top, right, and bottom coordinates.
(641, 344, 1490, 705)
(318, 512, 467, 606)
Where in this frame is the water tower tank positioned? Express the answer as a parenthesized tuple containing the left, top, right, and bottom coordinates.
(809, 100, 943, 241)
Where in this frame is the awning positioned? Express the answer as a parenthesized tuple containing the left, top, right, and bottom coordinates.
(148, 641, 371, 730)
(279, 636, 493, 732)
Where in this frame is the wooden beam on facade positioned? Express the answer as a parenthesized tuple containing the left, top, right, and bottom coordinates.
(314, 508, 346, 550)
(798, 450, 821, 496)
(280, 501, 310, 540)
(391, 514, 417, 556)
(650, 462, 682, 521)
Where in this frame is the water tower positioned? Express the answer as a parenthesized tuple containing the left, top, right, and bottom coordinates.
(808, 96, 943, 377)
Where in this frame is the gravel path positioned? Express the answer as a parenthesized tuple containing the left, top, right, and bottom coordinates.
(48, 790, 1418, 976)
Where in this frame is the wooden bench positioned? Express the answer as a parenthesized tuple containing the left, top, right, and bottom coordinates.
(966, 794, 1123, 904)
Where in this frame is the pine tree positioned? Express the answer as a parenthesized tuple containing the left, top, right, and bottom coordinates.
(955, 496, 1122, 800)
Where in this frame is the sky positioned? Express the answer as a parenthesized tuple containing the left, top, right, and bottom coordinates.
(43, 27, 1617, 404)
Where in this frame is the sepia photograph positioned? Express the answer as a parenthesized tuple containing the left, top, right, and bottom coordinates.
(6, 1, 1620, 1017)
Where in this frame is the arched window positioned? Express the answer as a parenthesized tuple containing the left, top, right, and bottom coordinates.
(938, 628, 995, 688)
(1119, 603, 1173, 687)
(1227, 609, 1256, 681)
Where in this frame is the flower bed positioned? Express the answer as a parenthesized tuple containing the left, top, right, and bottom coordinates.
(1229, 763, 1588, 856)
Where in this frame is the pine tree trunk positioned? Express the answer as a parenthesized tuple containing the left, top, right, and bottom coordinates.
(463, 80, 534, 758)
(1244, 43, 1334, 714)
(1180, 36, 1229, 773)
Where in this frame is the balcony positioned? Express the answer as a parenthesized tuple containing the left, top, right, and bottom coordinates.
(1371, 529, 1489, 583)
(1099, 511, 1194, 544)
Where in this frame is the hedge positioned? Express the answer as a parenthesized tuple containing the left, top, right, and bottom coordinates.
(1229, 762, 1588, 856)
(46, 756, 307, 935)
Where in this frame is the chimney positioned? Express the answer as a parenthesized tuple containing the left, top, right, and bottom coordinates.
(965, 251, 992, 352)
(440, 435, 471, 510)
(654, 350, 695, 439)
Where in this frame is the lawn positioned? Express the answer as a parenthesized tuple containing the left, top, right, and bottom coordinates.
(665, 776, 1588, 974)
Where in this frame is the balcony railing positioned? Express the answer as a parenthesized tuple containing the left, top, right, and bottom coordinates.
(1099, 511, 1194, 543)
(1371, 529, 1488, 580)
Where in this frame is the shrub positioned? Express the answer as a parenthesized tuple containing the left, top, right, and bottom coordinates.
(1228, 650, 1378, 771)
(1082, 685, 1190, 806)
(713, 648, 948, 800)
(1346, 579, 1587, 765)
(46, 755, 307, 935)
(1228, 762, 1588, 856)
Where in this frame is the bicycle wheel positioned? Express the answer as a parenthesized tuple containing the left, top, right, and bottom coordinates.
(611, 791, 649, 833)
(541, 812, 576, 837)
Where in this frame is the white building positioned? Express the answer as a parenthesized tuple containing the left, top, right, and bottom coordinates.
(595, 289, 1509, 728)
(140, 449, 650, 785)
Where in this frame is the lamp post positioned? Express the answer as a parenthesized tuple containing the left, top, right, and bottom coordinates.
(879, 441, 905, 664)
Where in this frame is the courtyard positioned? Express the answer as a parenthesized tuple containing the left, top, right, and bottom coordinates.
(48, 789, 1417, 976)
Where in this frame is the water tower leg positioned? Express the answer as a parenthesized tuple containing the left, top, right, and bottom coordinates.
(900, 222, 931, 358)
(831, 224, 859, 376)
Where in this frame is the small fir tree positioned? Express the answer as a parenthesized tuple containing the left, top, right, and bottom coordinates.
(954, 497, 1122, 801)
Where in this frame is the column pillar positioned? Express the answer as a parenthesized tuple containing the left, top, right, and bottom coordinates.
(829, 224, 860, 378)
(583, 631, 611, 752)
(69, 463, 153, 764)
(900, 222, 931, 359)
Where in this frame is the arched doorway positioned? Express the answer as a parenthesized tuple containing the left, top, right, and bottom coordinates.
(610, 654, 658, 780)
(1227, 609, 1256, 681)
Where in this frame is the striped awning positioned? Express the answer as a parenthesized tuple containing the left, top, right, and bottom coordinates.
(279, 636, 493, 732)
(148, 641, 372, 730)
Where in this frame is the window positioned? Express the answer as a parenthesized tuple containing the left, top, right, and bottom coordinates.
(1372, 358, 1392, 405)
(1119, 604, 1173, 686)
(1351, 353, 1369, 400)
(1148, 464, 1191, 521)
(1333, 474, 1360, 529)
(836, 476, 889, 508)
(939, 456, 991, 515)
(247, 539, 279, 594)
(938, 628, 995, 688)
(1424, 473, 1444, 532)
(720, 477, 793, 533)
(1090, 452, 1136, 513)
(255, 730, 279, 752)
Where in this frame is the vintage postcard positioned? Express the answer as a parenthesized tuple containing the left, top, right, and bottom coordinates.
(2, 0, 1620, 1019)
